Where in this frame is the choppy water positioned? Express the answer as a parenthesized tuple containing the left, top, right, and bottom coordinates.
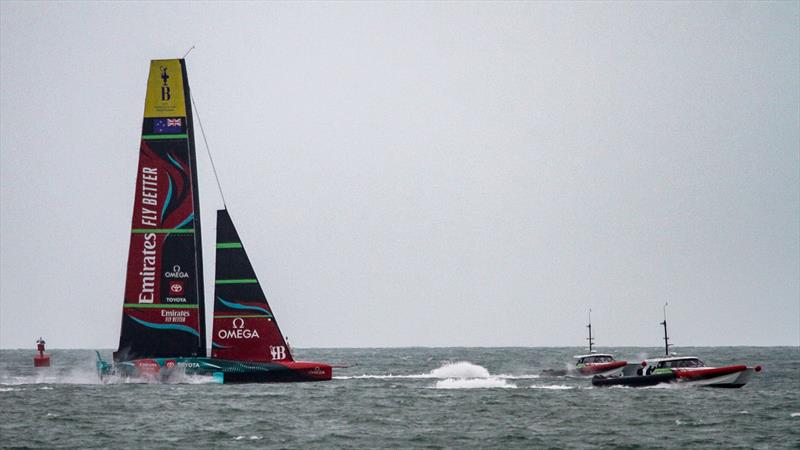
(1, 347, 798, 448)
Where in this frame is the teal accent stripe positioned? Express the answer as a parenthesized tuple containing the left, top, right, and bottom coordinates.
(174, 213, 194, 229)
(124, 304, 198, 309)
(161, 174, 173, 221)
(142, 134, 188, 140)
(216, 242, 242, 249)
(214, 314, 271, 319)
(131, 228, 194, 234)
(216, 297, 272, 316)
(166, 152, 184, 171)
(128, 316, 200, 337)
(215, 279, 258, 284)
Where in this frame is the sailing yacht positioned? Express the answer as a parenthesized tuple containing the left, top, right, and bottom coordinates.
(96, 59, 332, 383)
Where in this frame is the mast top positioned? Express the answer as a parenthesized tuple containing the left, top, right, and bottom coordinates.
(660, 302, 672, 356)
(586, 309, 595, 353)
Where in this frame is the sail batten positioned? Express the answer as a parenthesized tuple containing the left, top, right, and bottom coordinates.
(115, 59, 206, 361)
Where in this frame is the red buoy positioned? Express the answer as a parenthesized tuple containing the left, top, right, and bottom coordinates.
(34, 337, 50, 367)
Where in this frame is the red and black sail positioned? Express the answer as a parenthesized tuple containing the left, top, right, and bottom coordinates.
(211, 209, 293, 363)
(115, 59, 206, 361)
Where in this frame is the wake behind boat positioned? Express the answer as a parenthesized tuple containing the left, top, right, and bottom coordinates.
(592, 305, 760, 388)
(96, 59, 331, 383)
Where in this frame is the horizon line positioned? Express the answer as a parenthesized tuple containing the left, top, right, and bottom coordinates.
(2, 344, 798, 351)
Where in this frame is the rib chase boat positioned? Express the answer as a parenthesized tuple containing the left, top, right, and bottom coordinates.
(542, 312, 627, 378)
(592, 306, 760, 388)
(96, 59, 332, 383)
(572, 313, 627, 377)
(572, 353, 627, 378)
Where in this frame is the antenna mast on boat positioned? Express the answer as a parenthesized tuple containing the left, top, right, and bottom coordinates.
(660, 302, 671, 356)
(587, 309, 595, 353)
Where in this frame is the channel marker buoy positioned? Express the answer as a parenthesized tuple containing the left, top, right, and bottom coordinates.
(34, 337, 50, 367)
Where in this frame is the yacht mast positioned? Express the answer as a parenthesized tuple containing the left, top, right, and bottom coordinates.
(660, 303, 672, 356)
(587, 309, 595, 353)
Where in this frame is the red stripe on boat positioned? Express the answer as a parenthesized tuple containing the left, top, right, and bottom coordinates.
(275, 361, 333, 381)
(578, 360, 627, 375)
(673, 365, 747, 380)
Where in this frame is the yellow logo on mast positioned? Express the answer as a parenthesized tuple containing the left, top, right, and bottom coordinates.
(143, 59, 186, 118)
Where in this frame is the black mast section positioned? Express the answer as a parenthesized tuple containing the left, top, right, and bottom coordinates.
(587, 309, 594, 353)
(660, 303, 671, 357)
(181, 59, 206, 356)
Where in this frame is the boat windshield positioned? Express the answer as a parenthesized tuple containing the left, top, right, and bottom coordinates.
(657, 358, 705, 368)
(681, 359, 705, 368)
(581, 355, 613, 364)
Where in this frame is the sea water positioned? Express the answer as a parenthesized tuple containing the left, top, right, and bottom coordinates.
(1, 347, 797, 448)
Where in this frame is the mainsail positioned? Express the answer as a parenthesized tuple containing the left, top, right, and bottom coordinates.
(211, 209, 293, 362)
(115, 59, 206, 361)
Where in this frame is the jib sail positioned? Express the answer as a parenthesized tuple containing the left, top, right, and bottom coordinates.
(115, 59, 206, 361)
(211, 209, 293, 362)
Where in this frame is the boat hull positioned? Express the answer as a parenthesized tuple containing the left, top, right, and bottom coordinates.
(543, 361, 628, 378)
(577, 361, 627, 378)
(673, 366, 754, 388)
(592, 372, 676, 387)
(592, 365, 757, 388)
(98, 356, 332, 383)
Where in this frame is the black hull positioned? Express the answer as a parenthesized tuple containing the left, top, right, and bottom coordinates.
(592, 372, 676, 387)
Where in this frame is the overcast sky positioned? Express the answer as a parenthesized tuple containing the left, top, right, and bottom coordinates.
(1, 1, 798, 349)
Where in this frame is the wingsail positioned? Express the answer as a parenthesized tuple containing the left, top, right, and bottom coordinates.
(211, 209, 293, 363)
(115, 59, 206, 361)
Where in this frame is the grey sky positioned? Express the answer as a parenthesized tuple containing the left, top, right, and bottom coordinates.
(1, 2, 798, 349)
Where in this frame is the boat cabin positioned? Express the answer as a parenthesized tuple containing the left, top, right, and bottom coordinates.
(574, 353, 615, 365)
(640, 356, 707, 375)
(646, 356, 705, 369)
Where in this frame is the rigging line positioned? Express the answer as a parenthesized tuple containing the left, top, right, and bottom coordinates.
(183, 45, 195, 59)
(190, 91, 228, 208)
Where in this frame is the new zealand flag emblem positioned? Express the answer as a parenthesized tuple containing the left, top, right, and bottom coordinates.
(153, 118, 182, 134)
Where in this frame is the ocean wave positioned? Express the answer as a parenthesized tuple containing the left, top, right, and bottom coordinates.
(97, 372, 220, 385)
(334, 361, 522, 389)
(529, 384, 574, 390)
(0, 360, 105, 385)
(430, 361, 490, 378)
(333, 374, 431, 380)
(433, 378, 517, 389)
(335, 361, 539, 382)
(497, 374, 541, 379)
